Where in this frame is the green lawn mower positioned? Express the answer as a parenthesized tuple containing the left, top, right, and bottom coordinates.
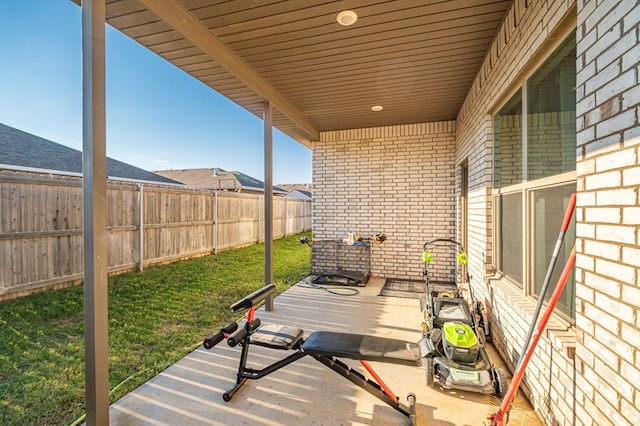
(418, 238, 507, 397)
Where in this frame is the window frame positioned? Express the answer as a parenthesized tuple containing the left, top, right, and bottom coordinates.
(491, 27, 577, 322)
(528, 179, 577, 317)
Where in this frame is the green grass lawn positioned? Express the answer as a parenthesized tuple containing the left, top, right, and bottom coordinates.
(0, 232, 311, 426)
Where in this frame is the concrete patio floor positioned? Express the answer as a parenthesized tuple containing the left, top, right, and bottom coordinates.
(108, 277, 543, 425)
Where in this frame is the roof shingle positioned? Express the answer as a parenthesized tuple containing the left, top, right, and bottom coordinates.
(0, 123, 180, 185)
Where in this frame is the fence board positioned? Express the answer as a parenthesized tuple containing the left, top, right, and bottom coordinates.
(0, 171, 310, 299)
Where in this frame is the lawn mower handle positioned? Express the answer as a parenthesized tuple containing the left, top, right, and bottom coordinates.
(423, 238, 465, 251)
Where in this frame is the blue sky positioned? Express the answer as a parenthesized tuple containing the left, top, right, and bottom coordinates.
(0, 0, 312, 184)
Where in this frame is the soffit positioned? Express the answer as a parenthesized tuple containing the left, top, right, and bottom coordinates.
(72, 0, 511, 147)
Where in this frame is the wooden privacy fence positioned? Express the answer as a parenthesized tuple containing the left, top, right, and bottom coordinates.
(0, 171, 311, 300)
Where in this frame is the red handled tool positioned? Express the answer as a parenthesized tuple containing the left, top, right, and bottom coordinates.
(515, 193, 576, 372)
(491, 245, 576, 426)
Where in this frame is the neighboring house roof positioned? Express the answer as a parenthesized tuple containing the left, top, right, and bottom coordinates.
(0, 123, 181, 185)
(278, 184, 313, 200)
(153, 168, 232, 188)
(155, 167, 287, 194)
(277, 183, 313, 194)
(284, 189, 312, 200)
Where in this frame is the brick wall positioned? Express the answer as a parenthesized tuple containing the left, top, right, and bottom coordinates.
(311, 1, 638, 425)
(455, 0, 579, 425)
(575, 1, 640, 424)
(314, 123, 456, 280)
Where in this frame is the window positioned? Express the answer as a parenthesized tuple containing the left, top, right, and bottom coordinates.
(494, 90, 523, 188)
(531, 184, 576, 316)
(493, 31, 577, 318)
(527, 38, 577, 180)
(498, 192, 523, 286)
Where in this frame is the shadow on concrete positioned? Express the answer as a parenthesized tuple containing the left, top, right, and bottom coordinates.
(107, 277, 541, 425)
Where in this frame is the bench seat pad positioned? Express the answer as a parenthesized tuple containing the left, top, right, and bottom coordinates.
(251, 324, 304, 350)
(302, 331, 422, 366)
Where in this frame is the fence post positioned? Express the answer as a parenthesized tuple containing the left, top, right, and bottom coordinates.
(213, 191, 218, 255)
(257, 194, 261, 243)
(284, 197, 288, 237)
(138, 183, 144, 272)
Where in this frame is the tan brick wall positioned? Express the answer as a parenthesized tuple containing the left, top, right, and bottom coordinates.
(311, 1, 638, 425)
(314, 123, 456, 280)
(575, 1, 640, 425)
(455, 0, 580, 425)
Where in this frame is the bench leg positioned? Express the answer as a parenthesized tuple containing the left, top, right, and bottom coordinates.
(223, 377, 247, 402)
(224, 340, 307, 401)
(310, 354, 414, 418)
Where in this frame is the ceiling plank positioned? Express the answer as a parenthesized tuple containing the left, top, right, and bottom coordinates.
(137, 0, 318, 145)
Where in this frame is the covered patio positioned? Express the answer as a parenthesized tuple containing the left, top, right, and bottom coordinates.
(75, 1, 516, 423)
(73, 1, 640, 425)
(105, 278, 540, 425)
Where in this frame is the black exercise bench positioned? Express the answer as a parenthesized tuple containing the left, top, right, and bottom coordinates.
(203, 284, 420, 425)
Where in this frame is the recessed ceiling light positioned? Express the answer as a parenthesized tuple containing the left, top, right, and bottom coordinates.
(371, 105, 383, 112)
(336, 10, 358, 26)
